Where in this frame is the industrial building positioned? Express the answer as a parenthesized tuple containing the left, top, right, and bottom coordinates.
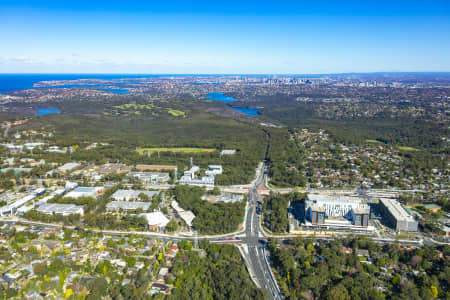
(111, 189, 159, 201)
(304, 194, 372, 230)
(171, 200, 195, 227)
(65, 182, 78, 191)
(129, 172, 170, 184)
(379, 198, 418, 231)
(64, 186, 104, 199)
(140, 212, 170, 232)
(36, 203, 84, 216)
(56, 162, 81, 173)
(106, 201, 151, 211)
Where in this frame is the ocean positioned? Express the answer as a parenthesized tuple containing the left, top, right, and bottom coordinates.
(0, 74, 163, 93)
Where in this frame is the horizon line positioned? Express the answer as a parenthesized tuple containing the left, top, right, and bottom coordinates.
(1, 71, 450, 76)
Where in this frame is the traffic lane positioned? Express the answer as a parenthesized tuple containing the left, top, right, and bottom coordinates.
(248, 246, 278, 300)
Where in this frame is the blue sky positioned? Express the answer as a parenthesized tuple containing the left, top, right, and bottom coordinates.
(1, 0, 450, 74)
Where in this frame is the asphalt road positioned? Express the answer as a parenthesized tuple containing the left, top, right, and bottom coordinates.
(240, 162, 283, 300)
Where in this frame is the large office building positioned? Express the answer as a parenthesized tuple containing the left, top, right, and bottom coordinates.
(379, 198, 418, 231)
(179, 164, 219, 187)
(309, 205, 325, 224)
(305, 194, 371, 229)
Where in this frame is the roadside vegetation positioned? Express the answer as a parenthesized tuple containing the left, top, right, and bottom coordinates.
(168, 242, 266, 299)
(172, 185, 246, 234)
(269, 236, 450, 300)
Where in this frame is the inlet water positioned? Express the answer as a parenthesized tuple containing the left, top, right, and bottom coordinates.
(206, 92, 259, 116)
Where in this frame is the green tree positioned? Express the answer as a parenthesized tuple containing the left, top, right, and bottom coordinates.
(325, 284, 350, 300)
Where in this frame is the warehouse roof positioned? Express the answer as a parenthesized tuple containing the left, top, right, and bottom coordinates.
(64, 186, 103, 199)
(112, 189, 159, 200)
(36, 203, 83, 215)
(171, 200, 195, 227)
(106, 201, 151, 211)
(57, 162, 80, 172)
(140, 212, 170, 227)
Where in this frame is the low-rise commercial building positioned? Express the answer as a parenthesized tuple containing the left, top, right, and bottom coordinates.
(57, 162, 81, 173)
(171, 200, 195, 227)
(106, 201, 151, 211)
(129, 172, 170, 184)
(111, 189, 159, 201)
(0, 194, 37, 216)
(64, 186, 104, 199)
(140, 212, 170, 231)
(36, 203, 84, 216)
(179, 175, 215, 186)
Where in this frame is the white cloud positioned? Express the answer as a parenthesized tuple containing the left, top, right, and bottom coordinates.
(6, 56, 44, 65)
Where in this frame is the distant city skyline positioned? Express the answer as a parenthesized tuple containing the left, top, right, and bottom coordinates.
(1, 0, 450, 74)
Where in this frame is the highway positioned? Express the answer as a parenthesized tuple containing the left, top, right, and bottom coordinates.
(238, 161, 283, 300)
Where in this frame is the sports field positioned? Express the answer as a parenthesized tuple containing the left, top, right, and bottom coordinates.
(136, 147, 215, 154)
(397, 146, 420, 151)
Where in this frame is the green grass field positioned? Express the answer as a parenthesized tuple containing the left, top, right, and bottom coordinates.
(167, 109, 185, 117)
(113, 103, 154, 110)
(136, 147, 215, 154)
(366, 139, 383, 144)
(397, 146, 420, 151)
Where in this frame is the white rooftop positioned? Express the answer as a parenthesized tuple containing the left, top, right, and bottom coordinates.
(57, 162, 80, 172)
(171, 200, 195, 227)
(36, 203, 83, 215)
(106, 201, 151, 211)
(64, 186, 103, 198)
(112, 189, 159, 201)
(140, 212, 170, 228)
(380, 198, 415, 222)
